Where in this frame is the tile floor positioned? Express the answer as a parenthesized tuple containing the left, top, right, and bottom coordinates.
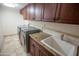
(0, 35, 30, 56)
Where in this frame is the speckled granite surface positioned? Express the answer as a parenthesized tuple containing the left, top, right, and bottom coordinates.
(30, 32, 78, 56)
(30, 32, 51, 41)
(30, 32, 58, 55)
(0, 35, 30, 56)
(30, 32, 62, 56)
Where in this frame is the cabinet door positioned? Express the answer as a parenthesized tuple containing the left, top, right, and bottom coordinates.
(56, 3, 79, 24)
(29, 4, 35, 20)
(30, 37, 54, 56)
(35, 3, 44, 21)
(30, 38, 35, 56)
(26, 5, 30, 20)
(30, 44, 35, 56)
(30, 38, 40, 56)
(20, 8, 27, 19)
(25, 4, 35, 20)
(23, 8, 27, 19)
(39, 45, 53, 56)
(34, 43, 40, 56)
(43, 3, 57, 22)
(39, 50, 48, 56)
(20, 8, 23, 15)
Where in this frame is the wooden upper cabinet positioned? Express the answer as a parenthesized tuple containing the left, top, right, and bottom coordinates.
(29, 4, 35, 20)
(20, 8, 23, 15)
(24, 4, 35, 20)
(26, 5, 30, 20)
(43, 3, 57, 22)
(56, 3, 79, 24)
(20, 8, 27, 19)
(20, 3, 79, 24)
(35, 3, 44, 21)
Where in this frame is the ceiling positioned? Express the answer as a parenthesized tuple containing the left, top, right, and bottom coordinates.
(0, 3, 28, 10)
(15, 3, 28, 9)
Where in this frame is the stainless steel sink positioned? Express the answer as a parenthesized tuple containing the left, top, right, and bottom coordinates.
(41, 36, 77, 56)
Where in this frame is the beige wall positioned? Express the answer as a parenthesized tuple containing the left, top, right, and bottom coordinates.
(27, 21, 79, 38)
(0, 5, 4, 50)
(0, 5, 25, 36)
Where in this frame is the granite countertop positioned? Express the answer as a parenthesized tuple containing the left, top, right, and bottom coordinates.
(30, 32, 61, 56)
(30, 32, 50, 41)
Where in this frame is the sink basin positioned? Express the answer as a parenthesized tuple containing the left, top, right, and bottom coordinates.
(41, 36, 77, 56)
